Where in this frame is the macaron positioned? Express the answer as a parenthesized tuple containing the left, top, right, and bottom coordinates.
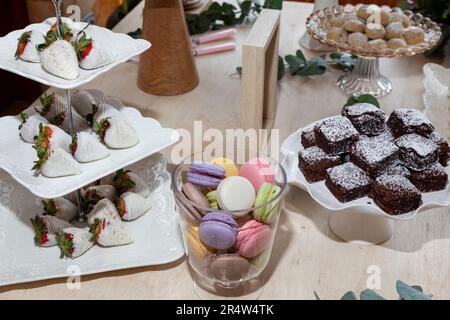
(239, 158, 275, 192)
(198, 212, 238, 250)
(182, 182, 210, 208)
(188, 162, 226, 188)
(253, 183, 281, 223)
(236, 220, 272, 259)
(211, 158, 239, 177)
(206, 190, 219, 209)
(216, 176, 256, 216)
(187, 226, 213, 259)
(208, 254, 250, 282)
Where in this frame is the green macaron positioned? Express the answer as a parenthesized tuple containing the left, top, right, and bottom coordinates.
(253, 183, 281, 223)
(206, 190, 219, 210)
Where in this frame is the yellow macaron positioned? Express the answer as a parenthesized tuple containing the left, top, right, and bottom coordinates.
(187, 226, 212, 259)
(211, 158, 239, 177)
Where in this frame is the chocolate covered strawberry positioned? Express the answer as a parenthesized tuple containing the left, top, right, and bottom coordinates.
(89, 218, 134, 247)
(72, 28, 117, 70)
(18, 112, 49, 143)
(70, 132, 110, 163)
(57, 227, 93, 259)
(114, 169, 150, 198)
(87, 198, 121, 225)
(30, 215, 72, 247)
(15, 30, 44, 63)
(40, 39, 79, 80)
(42, 198, 77, 222)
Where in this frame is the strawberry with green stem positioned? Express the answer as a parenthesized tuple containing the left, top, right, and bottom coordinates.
(31, 124, 52, 174)
(42, 198, 78, 222)
(57, 227, 94, 259)
(30, 214, 72, 247)
(113, 169, 136, 195)
(15, 31, 31, 59)
(37, 23, 73, 52)
(70, 135, 78, 156)
(72, 31, 93, 62)
(18, 112, 29, 130)
(35, 92, 55, 117)
(30, 215, 50, 246)
(94, 118, 111, 143)
(89, 218, 134, 247)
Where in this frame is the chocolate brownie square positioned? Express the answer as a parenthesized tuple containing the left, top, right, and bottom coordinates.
(325, 162, 372, 202)
(369, 174, 422, 215)
(408, 163, 448, 192)
(350, 136, 399, 177)
(342, 103, 386, 136)
(301, 127, 316, 148)
(395, 134, 439, 171)
(429, 132, 449, 167)
(314, 116, 359, 155)
(387, 108, 434, 138)
(379, 162, 410, 178)
(298, 146, 341, 183)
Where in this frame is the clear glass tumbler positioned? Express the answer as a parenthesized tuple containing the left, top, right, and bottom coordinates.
(172, 152, 287, 299)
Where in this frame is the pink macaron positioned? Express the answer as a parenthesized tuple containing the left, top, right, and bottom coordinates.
(235, 220, 272, 258)
(239, 158, 275, 192)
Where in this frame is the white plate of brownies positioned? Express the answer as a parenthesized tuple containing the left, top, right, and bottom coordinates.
(281, 105, 450, 221)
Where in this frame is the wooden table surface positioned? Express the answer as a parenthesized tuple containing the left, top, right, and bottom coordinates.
(1, 1, 449, 300)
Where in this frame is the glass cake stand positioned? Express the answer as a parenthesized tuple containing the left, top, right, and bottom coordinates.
(305, 5, 442, 97)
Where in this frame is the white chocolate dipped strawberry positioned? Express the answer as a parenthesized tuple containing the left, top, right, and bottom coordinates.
(57, 227, 93, 259)
(18, 112, 49, 143)
(82, 186, 117, 214)
(15, 30, 44, 63)
(71, 89, 106, 124)
(33, 146, 82, 177)
(42, 198, 78, 222)
(87, 198, 121, 225)
(72, 29, 117, 70)
(30, 215, 73, 247)
(40, 40, 80, 80)
(70, 131, 110, 163)
(89, 219, 134, 247)
(114, 169, 150, 198)
(95, 116, 139, 149)
(35, 93, 90, 133)
(116, 192, 152, 221)
(35, 123, 71, 153)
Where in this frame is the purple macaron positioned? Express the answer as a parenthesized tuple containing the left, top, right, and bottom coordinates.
(187, 162, 226, 188)
(198, 212, 238, 250)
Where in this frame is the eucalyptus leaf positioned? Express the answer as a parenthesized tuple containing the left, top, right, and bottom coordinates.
(285, 54, 303, 75)
(343, 94, 380, 110)
(295, 49, 307, 64)
(396, 280, 432, 300)
(264, 0, 283, 10)
(341, 291, 357, 300)
(295, 56, 326, 76)
(360, 289, 386, 300)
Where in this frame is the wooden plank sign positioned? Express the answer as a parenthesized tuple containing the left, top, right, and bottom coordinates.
(241, 9, 281, 130)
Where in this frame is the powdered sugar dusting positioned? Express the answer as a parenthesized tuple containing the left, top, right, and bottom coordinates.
(353, 137, 398, 165)
(327, 162, 372, 190)
(393, 108, 432, 127)
(375, 174, 420, 193)
(395, 134, 437, 157)
(318, 116, 359, 142)
(299, 146, 339, 163)
(345, 103, 384, 117)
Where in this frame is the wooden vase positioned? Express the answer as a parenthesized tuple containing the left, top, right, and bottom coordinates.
(138, 0, 199, 96)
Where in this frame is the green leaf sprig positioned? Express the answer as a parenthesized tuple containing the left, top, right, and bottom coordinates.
(314, 280, 433, 300)
(186, 0, 283, 35)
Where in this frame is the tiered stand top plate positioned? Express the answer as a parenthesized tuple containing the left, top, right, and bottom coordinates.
(0, 18, 151, 90)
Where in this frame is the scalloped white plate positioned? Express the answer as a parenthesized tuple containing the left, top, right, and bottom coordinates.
(281, 125, 450, 221)
(0, 19, 151, 90)
(0, 154, 185, 287)
(0, 107, 179, 199)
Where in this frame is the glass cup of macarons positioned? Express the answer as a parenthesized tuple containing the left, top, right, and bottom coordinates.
(172, 153, 287, 299)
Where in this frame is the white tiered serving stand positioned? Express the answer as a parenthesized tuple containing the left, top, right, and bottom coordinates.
(281, 125, 450, 245)
(0, 0, 185, 285)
